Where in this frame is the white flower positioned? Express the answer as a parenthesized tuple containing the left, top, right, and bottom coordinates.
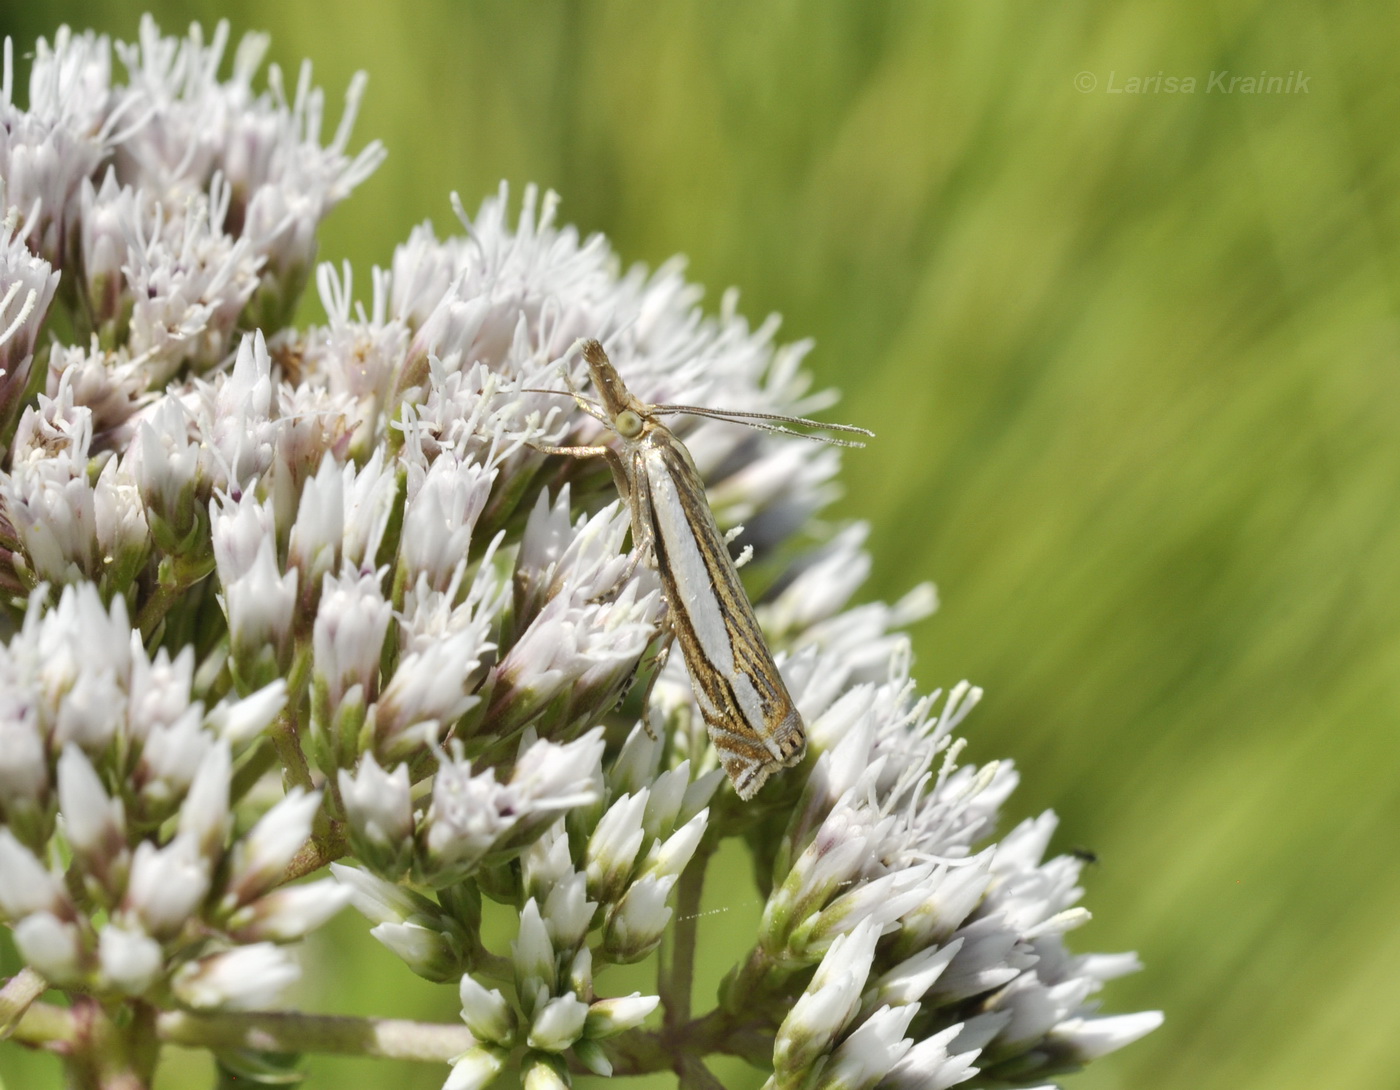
(522, 822, 575, 902)
(330, 862, 426, 924)
(639, 761, 700, 840)
(13, 911, 84, 984)
(516, 490, 637, 610)
(585, 791, 649, 904)
(602, 873, 675, 963)
(48, 348, 149, 451)
(221, 534, 298, 666)
(374, 633, 484, 757)
(0, 20, 1161, 1085)
(74, 172, 133, 334)
(642, 809, 708, 881)
(511, 899, 556, 1001)
(881, 1024, 982, 1090)
(197, 332, 277, 493)
(314, 569, 393, 708)
(368, 919, 461, 982)
(584, 992, 660, 1039)
(203, 679, 287, 747)
(816, 1003, 918, 1090)
(172, 943, 300, 1010)
(126, 396, 201, 535)
(520, 1053, 570, 1090)
(287, 455, 351, 594)
(308, 263, 409, 409)
(0, 27, 120, 265)
(420, 731, 603, 883)
(229, 878, 350, 942)
(1, 402, 109, 585)
(113, 16, 383, 324)
(1046, 1010, 1164, 1062)
(122, 835, 211, 939)
(117, 176, 262, 381)
(864, 939, 962, 1013)
(98, 923, 163, 996)
(0, 695, 48, 816)
(540, 871, 596, 953)
(458, 973, 514, 1046)
(443, 1045, 508, 1090)
(211, 487, 279, 588)
(126, 644, 196, 735)
(177, 740, 233, 858)
(0, 829, 64, 919)
(52, 654, 126, 752)
(338, 755, 413, 864)
(224, 789, 321, 906)
(398, 455, 495, 591)
(56, 745, 125, 857)
(773, 919, 881, 1082)
(0, 194, 60, 419)
(527, 992, 589, 1052)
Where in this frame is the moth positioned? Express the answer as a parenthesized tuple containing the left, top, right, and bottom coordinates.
(532, 339, 871, 799)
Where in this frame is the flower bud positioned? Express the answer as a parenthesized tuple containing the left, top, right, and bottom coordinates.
(520, 1051, 570, 1090)
(512, 899, 556, 1003)
(14, 912, 86, 985)
(602, 873, 675, 963)
(585, 791, 648, 904)
(584, 992, 659, 1039)
(527, 992, 588, 1052)
(458, 972, 515, 1046)
(444, 1045, 508, 1090)
(98, 923, 163, 996)
(172, 943, 300, 1010)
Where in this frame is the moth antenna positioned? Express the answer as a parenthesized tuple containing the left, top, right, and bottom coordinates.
(517, 376, 609, 425)
(651, 403, 873, 435)
(650, 404, 873, 446)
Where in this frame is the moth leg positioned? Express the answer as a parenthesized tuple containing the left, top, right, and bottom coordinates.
(635, 622, 676, 741)
(571, 446, 651, 604)
(616, 515, 657, 586)
(558, 359, 612, 423)
(610, 448, 661, 590)
(528, 441, 614, 459)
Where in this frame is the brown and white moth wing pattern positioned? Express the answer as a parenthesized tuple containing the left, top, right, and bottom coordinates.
(633, 430, 806, 799)
(532, 339, 867, 800)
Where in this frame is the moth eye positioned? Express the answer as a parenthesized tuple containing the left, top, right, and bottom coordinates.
(615, 409, 644, 438)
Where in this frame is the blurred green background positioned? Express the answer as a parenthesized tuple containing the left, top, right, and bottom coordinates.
(4, 2, 1398, 1088)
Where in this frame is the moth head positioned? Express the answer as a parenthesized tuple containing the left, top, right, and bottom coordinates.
(614, 407, 645, 439)
(580, 339, 649, 424)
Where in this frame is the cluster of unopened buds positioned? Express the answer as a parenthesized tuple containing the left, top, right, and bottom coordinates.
(0, 16, 1160, 1090)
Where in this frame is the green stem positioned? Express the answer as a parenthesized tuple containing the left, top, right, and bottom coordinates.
(660, 841, 714, 1088)
(686, 1006, 778, 1067)
(596, 1028, 668, 1076)
(229, 740, 279, 804)
(135, 568, 187, 641)
(284, 819, 349, 882)
(67, 997, 159, 1090)
(160, 1009, 475, 1060)
(660, 846, 709, 1027)
(678, 1056, 726, 1090)
(8, 1002, 476, 1063)
(11, 999, 773, 1079)
(270, 643, 316, 791)
(0, 968, 47, 1039)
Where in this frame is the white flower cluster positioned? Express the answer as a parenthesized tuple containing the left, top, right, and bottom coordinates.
(0, 583, 343, 1008)
(0, 16, 1159, 1090)
(338, 727, 716, 1087)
